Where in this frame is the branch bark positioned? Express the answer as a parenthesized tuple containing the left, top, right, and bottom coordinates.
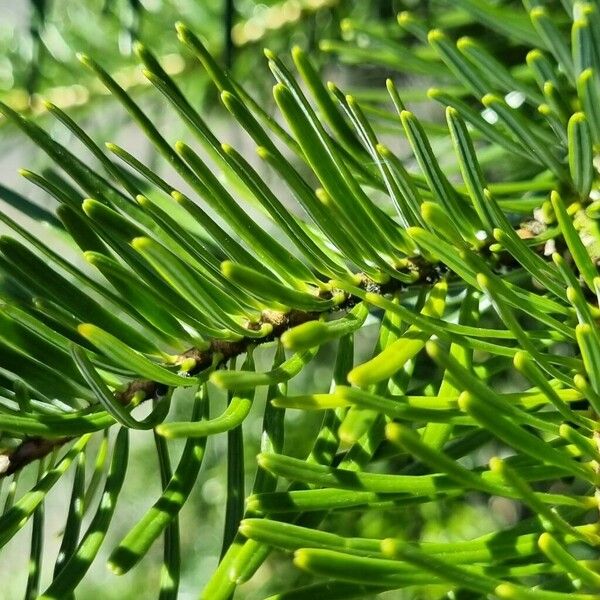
(0, 436, 71, 477)
(0, 269, 430, 478)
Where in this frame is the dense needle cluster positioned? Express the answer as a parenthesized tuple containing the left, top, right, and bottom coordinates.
(2, 1, 600, 598)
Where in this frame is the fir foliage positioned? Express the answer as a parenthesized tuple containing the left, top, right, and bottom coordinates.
(1, 1, 600, 598)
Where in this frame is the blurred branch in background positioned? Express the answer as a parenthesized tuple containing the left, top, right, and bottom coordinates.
(26, 0, 48, 96)
(224, 0, 236, 70)
(0, 0, 345, 125)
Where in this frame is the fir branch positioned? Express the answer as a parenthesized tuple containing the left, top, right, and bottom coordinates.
(0, 436, 70, 478)
(116, 266, 439, 403)
(0, 235, 574, 479)
(0, 269, 428, 479)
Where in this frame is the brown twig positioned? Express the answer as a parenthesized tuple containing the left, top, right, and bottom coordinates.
(0, 436, 71, 477)
(116, 307, 321, 404)
(114, 269, 430, 404)
(0, 269, 431, 479)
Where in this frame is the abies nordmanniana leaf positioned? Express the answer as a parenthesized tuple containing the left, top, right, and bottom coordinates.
(1, 1, 600, 598)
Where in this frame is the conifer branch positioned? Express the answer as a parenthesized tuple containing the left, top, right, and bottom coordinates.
(0, 436, 70, 477)
(0, 267, 433, 478)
